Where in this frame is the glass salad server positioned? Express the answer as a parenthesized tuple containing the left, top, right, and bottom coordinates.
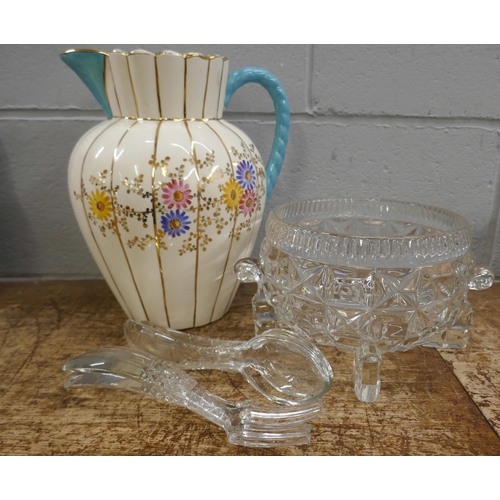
(62, 347, 322, 448)
(123, 320, 333, 406)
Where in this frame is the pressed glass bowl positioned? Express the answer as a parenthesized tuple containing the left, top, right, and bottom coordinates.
(236, 198, 494, 402)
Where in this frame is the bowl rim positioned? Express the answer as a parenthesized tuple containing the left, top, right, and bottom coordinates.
(264, 198, 472, 267)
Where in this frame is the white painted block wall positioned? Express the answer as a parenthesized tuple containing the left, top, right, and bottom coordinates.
(0, 44, 498, 278)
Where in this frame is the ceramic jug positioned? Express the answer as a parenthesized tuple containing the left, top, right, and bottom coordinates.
(61, 48, 290, 329)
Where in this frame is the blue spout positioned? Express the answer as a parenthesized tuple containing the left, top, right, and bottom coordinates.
(60, 49, 113, 118)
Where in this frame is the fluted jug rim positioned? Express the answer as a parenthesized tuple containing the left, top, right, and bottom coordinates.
(61, 47, 228, 61)
(61, 48, 230, 120)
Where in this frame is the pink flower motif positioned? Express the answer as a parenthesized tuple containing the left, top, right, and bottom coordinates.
(161, 179, 193, 209)
(239, 190, 256, 217)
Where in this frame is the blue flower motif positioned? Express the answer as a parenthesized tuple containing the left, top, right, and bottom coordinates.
(236, 160, 256, 190)
(161, 209, 191, 237)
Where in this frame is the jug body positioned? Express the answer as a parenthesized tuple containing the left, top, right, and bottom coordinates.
(63, 49, 289, 329)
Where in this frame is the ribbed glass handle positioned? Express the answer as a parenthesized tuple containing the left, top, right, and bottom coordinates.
(225, 67, 290, 200)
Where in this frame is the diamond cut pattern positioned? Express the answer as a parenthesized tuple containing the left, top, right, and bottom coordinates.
(260, 239, 473, 353)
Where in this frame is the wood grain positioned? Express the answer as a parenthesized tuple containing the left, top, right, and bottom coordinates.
(0, 280, 499, 455)
(438, 285, 500, 437)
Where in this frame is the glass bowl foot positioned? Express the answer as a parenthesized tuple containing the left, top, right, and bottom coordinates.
(354, 343, 382, 403)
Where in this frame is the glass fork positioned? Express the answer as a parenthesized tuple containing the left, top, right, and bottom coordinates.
(63, 347, 322, 448)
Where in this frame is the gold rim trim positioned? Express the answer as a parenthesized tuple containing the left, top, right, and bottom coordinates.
(113, 116, 220, 122)
(61, 48, 108, 56)
(129, 51, 155, 56)
(156, 52, 227, 61)
(63, 48, 228, 61)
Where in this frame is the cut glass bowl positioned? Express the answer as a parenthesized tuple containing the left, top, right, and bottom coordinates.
(237, 198, 494, 402)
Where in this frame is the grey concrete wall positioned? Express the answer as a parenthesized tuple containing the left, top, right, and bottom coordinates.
(0, 44, 499, 278)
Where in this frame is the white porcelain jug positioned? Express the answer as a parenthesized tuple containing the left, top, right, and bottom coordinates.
(61, 48, 290, 329)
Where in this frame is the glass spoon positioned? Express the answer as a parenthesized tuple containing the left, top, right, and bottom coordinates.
(123, 320, 333, 406)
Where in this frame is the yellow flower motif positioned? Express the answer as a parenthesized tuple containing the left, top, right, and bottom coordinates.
(88, 189, 113, 220)
(222, 178, 243, 211)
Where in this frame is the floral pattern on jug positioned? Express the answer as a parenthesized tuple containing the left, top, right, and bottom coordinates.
(76, 146, 265, 253)
(62, 49, 289, 329)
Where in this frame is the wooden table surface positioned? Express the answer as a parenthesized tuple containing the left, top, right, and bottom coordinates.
(1, 280, 499, 456)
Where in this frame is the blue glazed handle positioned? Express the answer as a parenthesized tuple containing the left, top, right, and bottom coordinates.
(225, 67, 290, 201)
